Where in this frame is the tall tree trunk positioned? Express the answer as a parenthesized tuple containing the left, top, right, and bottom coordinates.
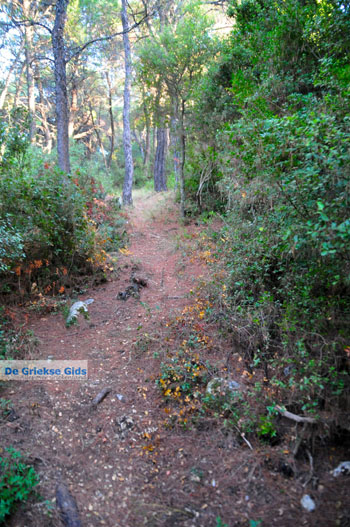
(52, 0, 70, 173)
(89, 102, 109, 171)
(121, 0, 134, 205)
(132, 128, 145, 160)
(23, 0, 36, 142)
(154, 127, 167, 192)
(35, 65, 52, 153)
(14, 61, 25, 108)
(141, 87, 151, 175)
(68, 82, 78, 138)
(144, 114, 150, 170)
(179, 99, 186, 217)
(0, 40, 24, 111)
(170, 114, 180, 190)
(105, 72, 115, 169)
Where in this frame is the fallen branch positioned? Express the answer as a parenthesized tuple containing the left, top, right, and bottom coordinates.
(276, 405, 317, 424)
(91, 387, 112, 408)
(303, 449, 314, 487)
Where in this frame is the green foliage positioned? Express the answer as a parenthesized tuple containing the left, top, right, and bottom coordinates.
(157, 353, 207, 398)
(0, 217, 24, 273)
(0, 126, 126, 297)
(0, 447, 39, 523)
(216, 517, 228, 527)
(190, 0, 350, 421)
(0, 135, 94, 272)
(257, 415, 277, 441)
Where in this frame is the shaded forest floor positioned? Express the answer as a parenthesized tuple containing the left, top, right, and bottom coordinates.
(1, 191, 349, 527)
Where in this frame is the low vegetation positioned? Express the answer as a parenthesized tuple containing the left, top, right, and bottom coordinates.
(0, 447, 39, 524)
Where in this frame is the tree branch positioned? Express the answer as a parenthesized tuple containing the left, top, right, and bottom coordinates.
(66, 11, 150, 63)
(1, 18, 52, 34)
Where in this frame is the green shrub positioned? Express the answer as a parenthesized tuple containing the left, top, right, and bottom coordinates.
(0, 447, 39, 523)
(0, 137, 94, 268)
(211, 95, 350, 417)
(0, 217, 24, 273)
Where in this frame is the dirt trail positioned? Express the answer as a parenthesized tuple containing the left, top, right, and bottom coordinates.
(1, 191, 214, 527)
(1, 191, 348, 527)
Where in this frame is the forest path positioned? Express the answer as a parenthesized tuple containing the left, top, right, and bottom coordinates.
(3, 190, 225, 527)
(2, 191, 346, 527)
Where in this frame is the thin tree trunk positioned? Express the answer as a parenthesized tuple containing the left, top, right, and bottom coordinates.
(89, 102, 109, 171)
(23, 0, 36, 142)
(105, 72, 115, 169)
(0, 40, 24, 111)
(35, 65, 52, 153)
(68, 82, 78, 138)
(154, 127, 167, 192)
(170, 114, 180, 190)
(121, 0, 134, 205)
(132, 128, 145, 160)
(14, 61, 25, 108)
(144, 114, 150, 170)
(179, 99, 186, 217)
(52, 0, 70, 173)
(141, 87, 151, 174)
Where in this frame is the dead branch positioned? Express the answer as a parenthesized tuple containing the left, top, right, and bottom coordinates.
(91, 387, 112, 408)
(276, 405, 317, 424)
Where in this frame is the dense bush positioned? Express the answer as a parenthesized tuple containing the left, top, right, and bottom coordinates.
(215, 96, 350, 414)
(190, 0, 350, 421)
(0, 123, 126, 297)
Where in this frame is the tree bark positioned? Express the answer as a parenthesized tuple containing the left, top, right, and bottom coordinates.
(141, 88, 151, 174)
(105, 71, 115, 169)
(121, 0, 134, 205)
(154, 127, 167, 192)
(170, 114, 180, 190)
(52, 0, 70, 173)
(144, 112, 150, 170)
(23, 0, 36, 142)
(179, 99, 186, 217)
(35, 65, 53, 153)
(68, 82, 78, 139)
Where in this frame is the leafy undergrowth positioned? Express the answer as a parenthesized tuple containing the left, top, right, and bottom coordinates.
(184, 223, 350, 445)
(0, 447, 39, 524)
(151, 222, 350, 454)
(0, 129, 127, 305)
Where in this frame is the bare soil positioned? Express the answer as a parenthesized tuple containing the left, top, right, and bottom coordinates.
(1, 191, 349, 527)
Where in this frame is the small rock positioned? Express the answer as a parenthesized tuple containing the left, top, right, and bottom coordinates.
(301, 494, 316, 512)
(66, 299, 94, 325)
(332, 461, 350, 477)
(116, 394, 124, 401)
(115, 416, 134, 439)
(132, 273, 148, 287)
(206, 377, 241, 397)
(6, 408, 19, 422)
(56, 482, 82, 527)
